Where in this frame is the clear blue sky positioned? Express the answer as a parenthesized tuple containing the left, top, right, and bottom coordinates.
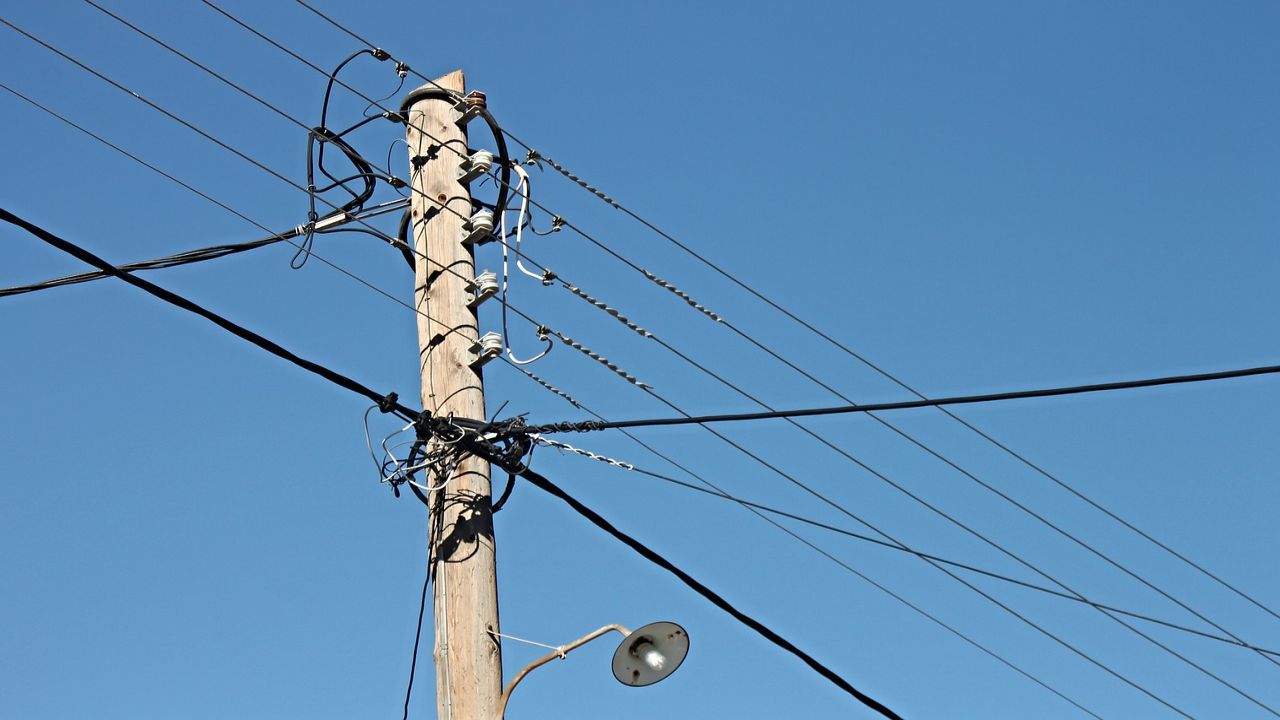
(3, 2, 1279, 718)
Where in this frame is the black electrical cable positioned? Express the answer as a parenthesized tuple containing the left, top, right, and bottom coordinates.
(527, 363, 1280, 434)
(402, 541, 431, 720)
(195, 0, 515, 226)
(508, 463, 904, 719)
(0, 230, 293, 298)
(316, 48, 380, 196)
(0, 207, 423, 422)
(0, 196, 409, 300)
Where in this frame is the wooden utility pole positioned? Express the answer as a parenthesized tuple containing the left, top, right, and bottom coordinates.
(403, 69, 503, 720)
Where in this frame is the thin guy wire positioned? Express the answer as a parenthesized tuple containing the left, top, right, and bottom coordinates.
(540, 432, 1280, 658)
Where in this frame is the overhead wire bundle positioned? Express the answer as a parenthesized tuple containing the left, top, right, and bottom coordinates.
(7, 3, 1280, 717)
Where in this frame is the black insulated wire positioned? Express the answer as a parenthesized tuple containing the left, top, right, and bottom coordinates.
(0, 208, 421, 421)
(525, 363, 1280, 434)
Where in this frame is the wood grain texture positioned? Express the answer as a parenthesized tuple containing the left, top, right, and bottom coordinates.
(406, 68, 503, 720)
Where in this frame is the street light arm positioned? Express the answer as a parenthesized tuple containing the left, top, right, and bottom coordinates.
(496, 624, 632, 719)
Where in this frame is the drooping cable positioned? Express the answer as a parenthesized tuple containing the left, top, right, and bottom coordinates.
(0, 208, 419, 420)
(497, 164, 552, 364)
(0, 198, 407, 299)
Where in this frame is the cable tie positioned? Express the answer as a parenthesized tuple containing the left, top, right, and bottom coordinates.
(377, 391, 400, 414)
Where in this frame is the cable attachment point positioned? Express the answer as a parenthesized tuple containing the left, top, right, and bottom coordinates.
(453, 91, 487, 126)
(540, 268, 558, 286)
(462, 209, 495, 245)
(371, 48, 391, 61)
(535, 325, 550, 341)
(469, 332, 503, 369)
(377, 391, 400, 414)
(524, 149, 543, 167)
(395, 61, 410, 78)
(458, 150, 494, 185)
(381, 110, 405, 124)
(466, 271, 500, 308)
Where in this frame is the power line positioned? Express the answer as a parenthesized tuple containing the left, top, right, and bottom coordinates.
(492, 294, 1198, 715)
(526, 362, 1280, 433)
(0, 207, 417, 420)
(447, 203, 1280, 681)
(4, 208, 905, 716)
(535, 437, 1280, 658)
(509, 283, 1280, 711)
(495, 87, 1280, 637)
(233, 6, 1280, 674)
(503, 357, 1104, 717)
(150, 8, 1272, 699)
(0, 81, 446, 348)
(295, 0, 1280, 636)
(0, 24, 907, 704)
(10, 8, 1259, 707)
(501, 462, 904, 719)
(0, 198, 405, 299)
(468, 189, 1280, 676)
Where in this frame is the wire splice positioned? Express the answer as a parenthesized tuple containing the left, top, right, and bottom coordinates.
(560, 282, 653, 339)
(553, 331, 651, 389)
(641, 269, 722, 322)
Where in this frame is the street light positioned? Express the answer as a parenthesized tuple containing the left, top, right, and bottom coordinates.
(497, 621, 689, 718)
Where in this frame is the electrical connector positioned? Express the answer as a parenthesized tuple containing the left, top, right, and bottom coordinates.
(465, 271, 499, 308)
(469, 332, 503, 369)
(457, 150, 493, 185)
(462, 210, 494, 245)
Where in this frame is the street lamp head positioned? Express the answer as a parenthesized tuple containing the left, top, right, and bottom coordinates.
(611, 621, 689, 687)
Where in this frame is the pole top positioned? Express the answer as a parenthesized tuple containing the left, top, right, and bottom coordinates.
(400, 69, 465, 116)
